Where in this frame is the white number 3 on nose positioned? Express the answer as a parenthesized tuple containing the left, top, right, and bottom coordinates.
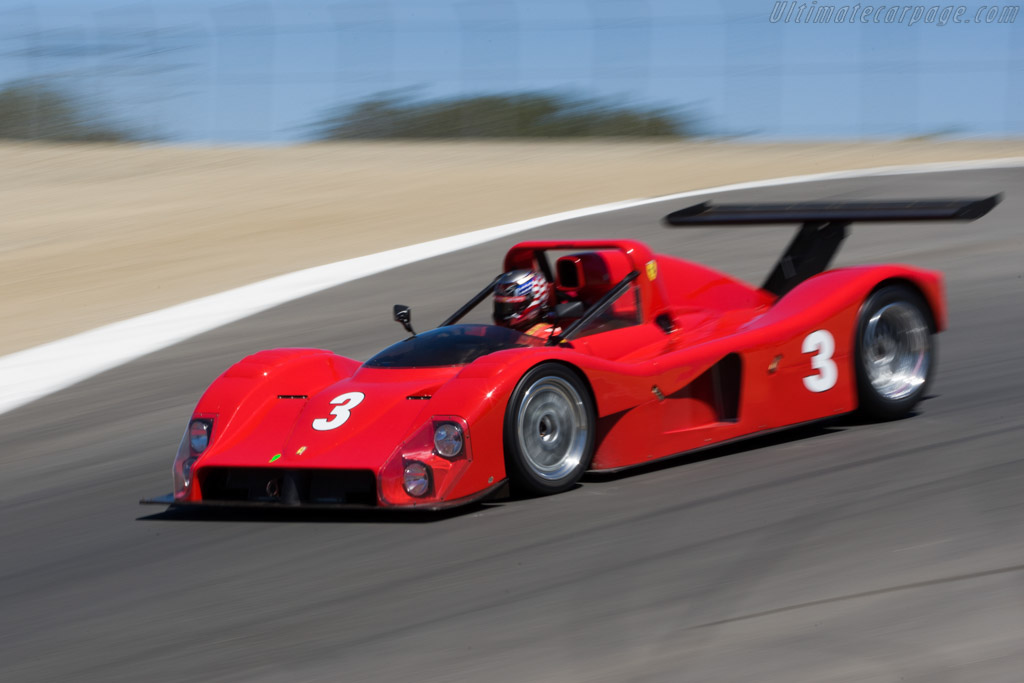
(312, 392, 365, 431)
(802, 330, 838, 392)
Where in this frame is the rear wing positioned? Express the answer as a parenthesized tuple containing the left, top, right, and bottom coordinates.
(664, 195, 1000, 296)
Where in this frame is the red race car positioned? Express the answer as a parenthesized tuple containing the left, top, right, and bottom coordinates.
(143, 195, 998, 510)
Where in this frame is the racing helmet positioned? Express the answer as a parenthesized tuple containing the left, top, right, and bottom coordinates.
(493, 269, 552, 330)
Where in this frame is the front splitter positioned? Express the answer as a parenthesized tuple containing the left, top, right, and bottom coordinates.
(139, 478, 507, 512)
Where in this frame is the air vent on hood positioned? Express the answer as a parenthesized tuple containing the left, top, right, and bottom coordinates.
(406, 395, 432, 400)
(277, 394, 308, 400)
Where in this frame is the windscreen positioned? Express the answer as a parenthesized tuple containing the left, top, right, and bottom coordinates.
(365, 324, 542, 368)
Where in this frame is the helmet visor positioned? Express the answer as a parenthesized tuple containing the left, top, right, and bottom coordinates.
(494, 296, 528, 323)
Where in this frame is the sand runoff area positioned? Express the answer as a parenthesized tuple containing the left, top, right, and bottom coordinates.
(2, 140, 1022, 356)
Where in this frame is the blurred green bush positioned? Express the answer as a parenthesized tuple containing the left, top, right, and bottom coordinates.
(314, 91, 691, 139)
(0, 81, 135, 142)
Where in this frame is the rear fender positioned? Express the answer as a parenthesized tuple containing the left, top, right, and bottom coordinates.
(752, 265, 945, 336)
(867, 275, 946, 332)
(737, 264, 944, 427)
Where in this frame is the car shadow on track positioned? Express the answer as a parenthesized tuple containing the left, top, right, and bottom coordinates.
(835, 397, 931, 427)
(136, 502, 498, 524)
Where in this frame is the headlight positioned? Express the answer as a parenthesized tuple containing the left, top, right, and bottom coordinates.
(182, 456, 198, 486)
(403, 461, 431, 497)
(189, 419, 212, 453)
(433, 422, 463, 457)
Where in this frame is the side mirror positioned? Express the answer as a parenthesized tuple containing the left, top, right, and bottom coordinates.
(554, 301, 584, 320)
(393, 304, 415, 336)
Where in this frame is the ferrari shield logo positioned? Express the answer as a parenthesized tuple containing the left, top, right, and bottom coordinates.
(645, 260, 658, 281)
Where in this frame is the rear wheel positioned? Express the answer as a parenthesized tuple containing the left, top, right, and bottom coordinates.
(855, 284, 934, 420)
(504, 363, 595, 496)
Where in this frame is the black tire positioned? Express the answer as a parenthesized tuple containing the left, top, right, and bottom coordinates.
(854, 284, 935, 421)
(504, 363, 596, 496)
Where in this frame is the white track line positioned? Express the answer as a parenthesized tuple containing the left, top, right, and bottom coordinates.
(1, 156, 1021, 416)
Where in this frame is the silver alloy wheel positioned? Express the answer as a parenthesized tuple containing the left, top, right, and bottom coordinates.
(861, 301, 930, 401)
(515, 375, 589, 482)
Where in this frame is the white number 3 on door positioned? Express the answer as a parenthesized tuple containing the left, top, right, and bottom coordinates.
(802, 330, 838, 392)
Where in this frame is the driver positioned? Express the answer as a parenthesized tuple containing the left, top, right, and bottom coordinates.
(493, 269, 560, 338)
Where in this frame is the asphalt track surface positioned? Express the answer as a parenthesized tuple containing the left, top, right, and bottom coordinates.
(2, 169, 1022, 682)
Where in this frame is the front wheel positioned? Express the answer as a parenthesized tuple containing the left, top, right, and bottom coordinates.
(504, 363, 596, 496)
(855, 284, 935, 420)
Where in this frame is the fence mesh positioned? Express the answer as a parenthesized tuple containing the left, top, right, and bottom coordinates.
(0, 0, 1020, 142)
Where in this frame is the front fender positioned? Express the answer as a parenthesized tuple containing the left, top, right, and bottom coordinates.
(194, 348, 360, 439)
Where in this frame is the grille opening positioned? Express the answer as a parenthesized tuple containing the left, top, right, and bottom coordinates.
(199, 467, 377, 506)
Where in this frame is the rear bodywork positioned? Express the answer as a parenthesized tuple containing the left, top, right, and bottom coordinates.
(146, 196, 999, 510)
